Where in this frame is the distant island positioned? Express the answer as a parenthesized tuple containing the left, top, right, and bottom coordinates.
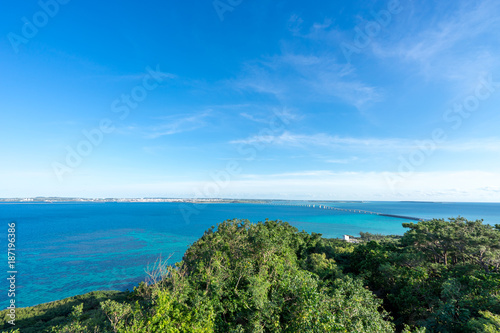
(0, 197, 366, 203)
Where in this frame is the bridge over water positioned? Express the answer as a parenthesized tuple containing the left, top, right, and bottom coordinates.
(269, 201, 424, 221)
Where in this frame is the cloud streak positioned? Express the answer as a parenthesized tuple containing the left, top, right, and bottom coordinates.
(230, 132, 500, 153)
(372, 0, 500, 81)
(147, 111, 212, 138)
(234, 52, 382, 109)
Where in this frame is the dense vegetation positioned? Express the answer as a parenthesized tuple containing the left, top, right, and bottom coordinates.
(2, 217, 499, 332)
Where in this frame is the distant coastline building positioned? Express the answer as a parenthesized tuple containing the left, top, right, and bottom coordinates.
(343, 235, 360, 243)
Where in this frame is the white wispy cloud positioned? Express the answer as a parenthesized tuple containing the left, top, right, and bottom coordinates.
(230, 131, 409, 151)
(372, 0, 500, 81)
(147, 111, 212, 138)
(439, 138, 500, 152)
(241, 170, 337, 179)
(234, 52, 382, 109)
(225, 12, 391, 113)
(281, 53, 382, 108)
(239, 107, 300, 124)
(230, 131, 500, 153)
(240, 112, 267, 123)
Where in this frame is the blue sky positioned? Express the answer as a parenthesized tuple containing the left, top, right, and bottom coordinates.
(1, 0, 500, 201)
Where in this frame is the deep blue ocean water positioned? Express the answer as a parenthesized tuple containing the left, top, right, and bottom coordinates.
(0, 201, 499, 308)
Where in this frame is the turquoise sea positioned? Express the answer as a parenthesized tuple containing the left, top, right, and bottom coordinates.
(1, 201, 499, 308)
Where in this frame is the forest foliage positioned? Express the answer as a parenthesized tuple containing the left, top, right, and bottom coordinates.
(1, 217, 499, 332)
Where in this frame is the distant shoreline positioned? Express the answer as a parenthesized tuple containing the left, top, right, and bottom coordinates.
(2, 197, 494, 203)
(0, 198, 426, 220)
(0, 198, 367, 204)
